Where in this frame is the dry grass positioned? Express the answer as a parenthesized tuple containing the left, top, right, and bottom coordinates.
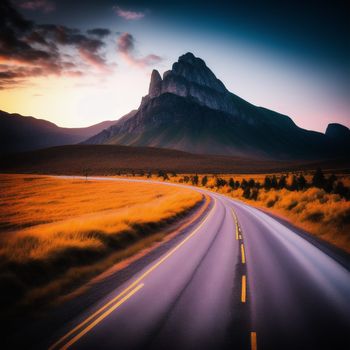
(140, 172, 350, 252)
(0, 174, 202, 313)
(216, 184, 350, 253)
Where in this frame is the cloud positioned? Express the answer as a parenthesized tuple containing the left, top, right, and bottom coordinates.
(87, 28, 111, 38)
(117, 32, 162, 68)
(117, 32, 134, 52)
(78, 48, 110, 73)
(0, 0, 114, 89)
(14, 0, 55, 13)
(113, 5, 145, 20)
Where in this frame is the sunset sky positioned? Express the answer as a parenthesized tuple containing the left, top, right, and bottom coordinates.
(1, 0, 349, 132)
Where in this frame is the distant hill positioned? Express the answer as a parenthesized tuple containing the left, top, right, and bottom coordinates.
(325, 123, 350, 146)
(0, 110, 117, 155)
(85, 52, 350, 161)
(1, 145, 349, 175)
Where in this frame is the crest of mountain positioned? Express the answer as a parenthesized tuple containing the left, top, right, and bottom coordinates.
(85, 53, 349, 160)
(326, 123, 350, 139)
(0, 110, 117, 155)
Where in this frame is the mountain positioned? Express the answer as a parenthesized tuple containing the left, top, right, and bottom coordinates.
(85, 52, 349, 160)
(0, 110, 116, 155)
(326, 123, 350, 141)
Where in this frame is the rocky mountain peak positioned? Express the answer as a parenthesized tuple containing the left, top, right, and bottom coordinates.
(149, 69, 162, 98)
(178, 52, 205, 66)
(170, 52, 227, 93)
(141, 52, 232, 113)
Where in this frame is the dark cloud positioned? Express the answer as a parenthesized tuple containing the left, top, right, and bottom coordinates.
(0, 0, 113, 88)
(87, 28, 111, 38)
(117, 32, 162, 68)
(14, 0, 55, 13)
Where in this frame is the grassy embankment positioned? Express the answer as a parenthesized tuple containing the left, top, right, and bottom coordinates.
(0, 174, 202, 314)
(124, 171, 350, 252)
(223, 186, 350, 252)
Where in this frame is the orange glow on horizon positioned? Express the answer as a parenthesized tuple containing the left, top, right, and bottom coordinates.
(0, 68, 151, 127)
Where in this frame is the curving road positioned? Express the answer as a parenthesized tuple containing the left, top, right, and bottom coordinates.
(36, 177, 350, 350)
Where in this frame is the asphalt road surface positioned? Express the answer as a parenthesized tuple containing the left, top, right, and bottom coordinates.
(26, 177, 350, 350)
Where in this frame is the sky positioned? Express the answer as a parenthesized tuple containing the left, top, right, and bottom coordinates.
(0, 0, 349, 132)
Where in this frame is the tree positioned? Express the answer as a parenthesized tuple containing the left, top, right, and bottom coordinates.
(264, 176, 272, 190)
(83, 168, 89, 181)
(191, 174, 199, 186)
(312, 168, 325, 189)
(201, 175, 208, 187)
(297, 174, 307, 190)
(216, 177, 227, 187)
(229, 178, 235, 189)
(248, 179, 255, 188)
(235, 180, 240, 189)
(158, 170, 169, 180)
(324, 174, 337, 193)
(241, 179, 248, 189)
(243, 187, 251, 199)
(183, 175, 190, 183)
(278, 175, 287, 189)
(271, 175, 278, 189)
(251, 188, 259, 200)
(334, 181, 348, 198)
(147, 171, 152, 178)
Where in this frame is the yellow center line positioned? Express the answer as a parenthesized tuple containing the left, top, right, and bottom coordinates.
(241, 275, 247, 303)
(251, 331, 257, 350)
(49, 198, 217, 350)
(241, 243, 246, 264)
(231, 209, 239, 240)
(61, 283, 144, 350)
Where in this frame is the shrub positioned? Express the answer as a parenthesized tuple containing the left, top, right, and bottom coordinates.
(201, 176, 208, 187)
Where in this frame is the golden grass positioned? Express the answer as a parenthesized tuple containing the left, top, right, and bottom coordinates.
(135, 172, 350, 252)
(219, 186, 350, 252)
(0, 174, 202, 312)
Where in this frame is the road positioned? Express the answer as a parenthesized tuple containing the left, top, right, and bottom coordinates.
(38, 177, 350, 349)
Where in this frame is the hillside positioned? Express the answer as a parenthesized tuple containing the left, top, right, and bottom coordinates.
(0, 110, 116, 155)
(1, 145, 349, 175)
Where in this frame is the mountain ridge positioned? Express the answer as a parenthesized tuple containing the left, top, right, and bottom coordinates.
(0, 110, 117, 155)
(85, 52, 349, 160)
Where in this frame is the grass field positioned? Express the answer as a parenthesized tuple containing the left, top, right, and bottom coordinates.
(0, 174, 202, 314)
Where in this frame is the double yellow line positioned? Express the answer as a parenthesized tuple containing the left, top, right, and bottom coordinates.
(49, 198, 217, 350)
